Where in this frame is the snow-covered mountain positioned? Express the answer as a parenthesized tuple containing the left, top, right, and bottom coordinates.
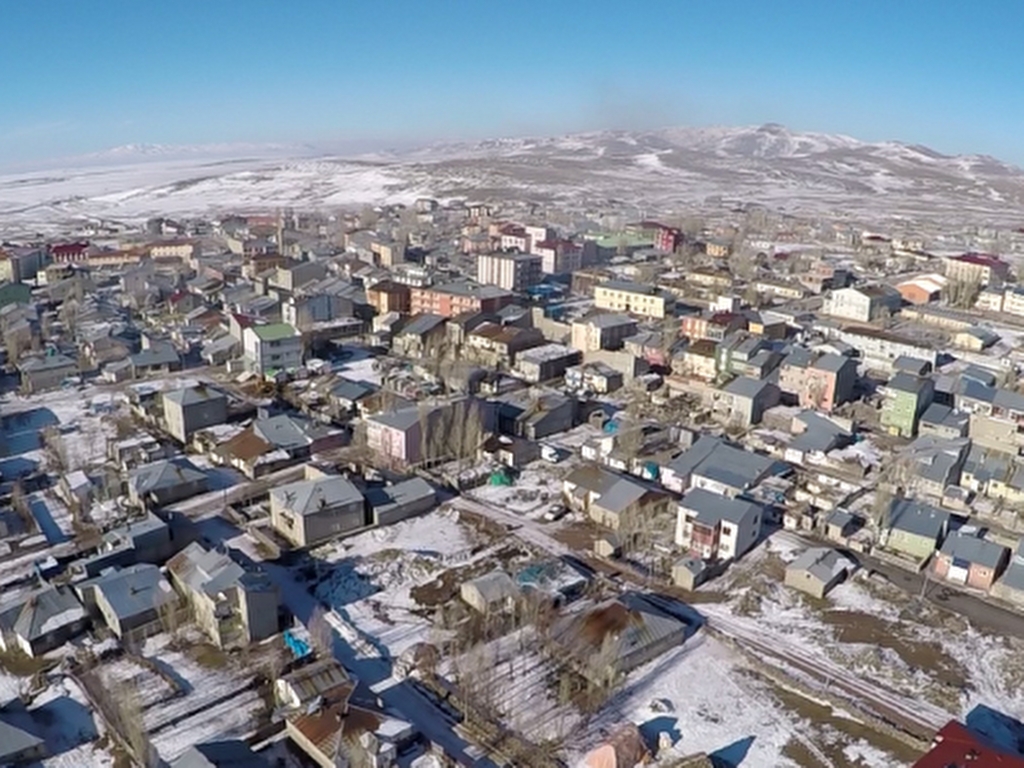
(2, 123, 1024, 232)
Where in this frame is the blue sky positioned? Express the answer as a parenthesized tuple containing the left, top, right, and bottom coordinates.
(2, 0, 1023, 165)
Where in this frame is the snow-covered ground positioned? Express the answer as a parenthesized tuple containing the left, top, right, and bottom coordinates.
(468, 462, 567, 519)
(2, 675, 114, 768)
(311, 509, 477, 657)
(92, 631, 265, 763)
(572, 635, 811, 767)
(0, 386, 121, 477)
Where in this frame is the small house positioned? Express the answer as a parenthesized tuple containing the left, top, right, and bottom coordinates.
(676, 488, 763, 562)
(365, 477, 436, 527)
(18, 353, 78, 393)
(269, 471, 367, 547)
(823, 509, 857, 542)
(882, 498, 952, 562)
(460, 570, 517, 614)
(672, 556, 709, 591)
(548, 592, 688, 686)
(80, 563, 176, 641)
(0, 585, 89, 657)
(784, 547, 854, 599)
(276, 657, 351, 710)
(933, 529, 1009, 591)
(991, 541, 1024, 607)
(161, 384, 228, 444)
(127, 458, 208, 508)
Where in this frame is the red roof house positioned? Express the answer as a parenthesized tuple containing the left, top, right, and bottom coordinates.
(912, 721, 1024, 768)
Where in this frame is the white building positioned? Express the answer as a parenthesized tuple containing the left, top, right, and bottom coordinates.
(822, 285, 902, 323)
(476, 252, 542, 292)
(242, 323, 303, 375)
(675, 488, 763, 562)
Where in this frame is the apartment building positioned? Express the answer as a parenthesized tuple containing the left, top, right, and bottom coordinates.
(944, 253, 1011, 286)
(476, 252, 543, 292)
(593, 280, 675, 319)
(570, 314, 638, 353)
(409, 282, 515, 318)
(822, 285, 902, 323)
(535, 239, 582, 274)
(242, 323, 303, 375)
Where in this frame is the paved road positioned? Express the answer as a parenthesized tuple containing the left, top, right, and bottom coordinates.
(775, 530, 1024, 639)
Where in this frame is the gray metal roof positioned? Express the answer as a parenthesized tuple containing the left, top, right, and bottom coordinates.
(252, 414, 318, 450)
(163, 384, 226, 407)
(723, 375, 771, 400)
(90, 564, 175, 620)
(11, 585, 85, 642)
(330, 379, 377, 402)
(270, 475, 364, 517)
(398, 313, 446, 338)
(940, 531, 1008, 569)
(169, 740, 268, 768)
(368, 405, 424, 432)
(465, 570, 517, 604)
(788, 547, 854, 584)
(886, 498, 950, 540)
(888, 371, 930, 395)
(680, 488, 762, 527)
(168, 542, 246, 597)
(813, 353, 853, 373)
(19, 353, 78, 373)
(130, 342, 180, 368)
(129, 458, 206, 495)
(581, 313, 636, 329)
(666, 436, 776, 491)
(364, 477, 435, 513)
(825, 509, 855, 530)
(998, 540, 1024, 592)
(0, 720, 44, 761)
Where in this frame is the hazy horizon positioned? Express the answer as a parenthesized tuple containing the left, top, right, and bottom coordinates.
(3, 1, 1024, 167)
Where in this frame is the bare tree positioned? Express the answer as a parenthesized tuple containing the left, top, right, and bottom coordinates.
(308, 605, 334, 657)
(40, 426, 69, 473)
(3, 330, 30, 367)
(157, 594, 187, 639)
(109, 679, 157, 767)
(59, 297, 81, 340)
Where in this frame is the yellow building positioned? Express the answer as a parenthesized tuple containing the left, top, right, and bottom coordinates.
(593, 280, 674, 319)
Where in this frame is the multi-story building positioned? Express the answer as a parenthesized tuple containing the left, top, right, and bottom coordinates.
(944, 252, 1011, 286)
(476, 252, 543, 292)
(1003, 286, 1024, 317)
(167, 542, 278, 647)
(881, 372, 935, 437)
(515, 344, 582, 383)
(148, 240, 197, 262)
(535, 239, 582, 274)
(161, 384, 228, 444)
(570, 314, 638, 353)
(242, 323, 303, 375)
(365, 280, 411, 315)
(409, 282, 515, 318)
(823, 325, 938, 371)
(777, 351, 858, 413)
(497, 224, 531, 252)
(49, 241, 92, 264)
(676, 488, 763, 562)
(593, 280, 675, 319)
(822, 284, 902, 323)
